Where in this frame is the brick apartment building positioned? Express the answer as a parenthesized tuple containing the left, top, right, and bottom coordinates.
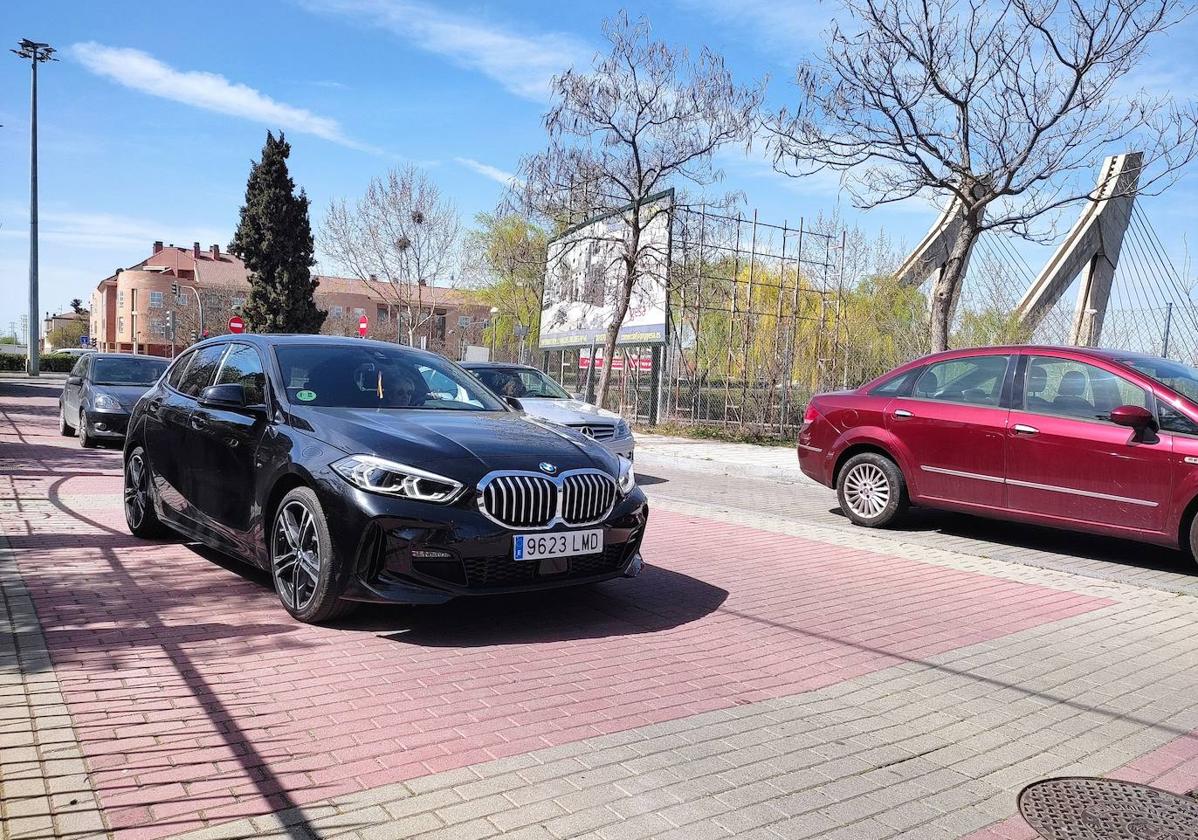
(89, 241, 493, 357)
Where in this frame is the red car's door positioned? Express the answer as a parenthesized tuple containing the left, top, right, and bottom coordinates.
(888, 353, 1013, 509)
(1005, 354, 1172, 535)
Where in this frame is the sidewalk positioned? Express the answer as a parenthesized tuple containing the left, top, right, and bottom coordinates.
(635, 433, 813, 485)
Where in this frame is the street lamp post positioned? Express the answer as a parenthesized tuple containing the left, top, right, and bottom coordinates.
(11, 39, 56, 376)
(489, 307, 499, 361)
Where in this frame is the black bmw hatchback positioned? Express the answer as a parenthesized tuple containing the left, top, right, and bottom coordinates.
(123, 335, 648, 623)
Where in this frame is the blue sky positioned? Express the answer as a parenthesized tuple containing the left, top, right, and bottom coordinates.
(3, 0, 1198, 337)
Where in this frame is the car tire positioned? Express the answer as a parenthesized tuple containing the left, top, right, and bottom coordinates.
(836, 452, 909, 528)
(78, 410, 96, 448)
(59, 403, 76, 437)
(124, 446, 171, 538)
(269, 487, 358, 624)
(1187, 514, 1198, 566)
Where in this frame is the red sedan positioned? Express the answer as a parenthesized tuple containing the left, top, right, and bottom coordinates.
(798, 345, 1198, 556)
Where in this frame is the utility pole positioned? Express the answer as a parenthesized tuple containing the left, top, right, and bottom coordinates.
(11, 39, 56, 376)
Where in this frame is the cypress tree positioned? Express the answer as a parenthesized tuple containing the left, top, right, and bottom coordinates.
(230, 132, 325, 333)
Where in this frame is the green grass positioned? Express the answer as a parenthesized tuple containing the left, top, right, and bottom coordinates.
(636, 421, 796, 447)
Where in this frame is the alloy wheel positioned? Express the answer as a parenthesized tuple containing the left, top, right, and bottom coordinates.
(842, 463, 891, 519)
(272, 501, 322, 612)
(124, 453, 149, 528)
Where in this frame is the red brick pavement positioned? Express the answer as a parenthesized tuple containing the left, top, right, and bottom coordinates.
(0, 386, 1113, 839)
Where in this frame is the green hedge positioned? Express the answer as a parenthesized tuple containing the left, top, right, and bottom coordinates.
(0, 354, 79, 373)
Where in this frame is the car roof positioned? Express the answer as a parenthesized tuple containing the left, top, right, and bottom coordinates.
(89, 353, 169, 362)
(459, 362, 539, 370)
(906, 344, 1166, 365)
(186, 333, 448, 363)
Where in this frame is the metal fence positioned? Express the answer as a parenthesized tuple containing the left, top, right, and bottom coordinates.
(542, 204, 862, 436)
(539, 200, 1197, 438)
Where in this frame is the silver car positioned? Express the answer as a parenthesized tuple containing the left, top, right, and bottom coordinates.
(461, 363, 635, 460)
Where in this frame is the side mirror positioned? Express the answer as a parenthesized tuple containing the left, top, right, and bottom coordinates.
(1110, 404, 1155, 430)
(571, 392, 585, 402)
(199, 383, 254, 412)
(504, 396, 524, 412)
(66, 375, 82, 386)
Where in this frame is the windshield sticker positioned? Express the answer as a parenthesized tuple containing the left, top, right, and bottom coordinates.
(296, 389, 317, 402)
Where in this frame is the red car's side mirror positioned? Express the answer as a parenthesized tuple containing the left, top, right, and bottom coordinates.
(1109, 404, 1155, 430)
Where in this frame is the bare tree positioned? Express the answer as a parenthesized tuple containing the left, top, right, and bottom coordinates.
(769, 0, 1198, 351)
(518, 13, 761, 407)
(322, 165, 462, 345)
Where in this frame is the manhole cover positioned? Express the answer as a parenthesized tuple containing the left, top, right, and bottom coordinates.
(1018, 777, 1198, 840)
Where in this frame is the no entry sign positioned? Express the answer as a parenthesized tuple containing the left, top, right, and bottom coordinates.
(228, 315, 245, 334)
(358, 315, 369, 337)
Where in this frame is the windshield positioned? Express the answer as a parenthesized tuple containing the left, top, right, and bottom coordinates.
(274, 345, 506, 411)
(92, 357, 169, 386)
(1119, 357, 1198, 401)
(471, 367, 572, 399)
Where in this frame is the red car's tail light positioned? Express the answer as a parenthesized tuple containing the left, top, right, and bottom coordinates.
(802, 404, 820, 426)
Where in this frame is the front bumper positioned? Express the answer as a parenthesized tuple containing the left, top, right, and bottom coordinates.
(82, 410, 130, 439)
(602, 436, 635, 460)
(325, 480, 650, 605)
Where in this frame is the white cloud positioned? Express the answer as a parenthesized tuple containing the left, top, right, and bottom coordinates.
(301, 0, 591, 101)
(70, 42, 372, 151)
(454, 157, 520, 188)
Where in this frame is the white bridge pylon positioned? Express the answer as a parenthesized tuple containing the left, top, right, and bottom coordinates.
(895, 197, 976, 288)
(1014, 152, 1143, 346)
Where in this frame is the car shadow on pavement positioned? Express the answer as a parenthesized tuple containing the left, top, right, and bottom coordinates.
(342, 565, 728, 647)
(632, 472, 669, 486)
(829, 506, 1195, 576)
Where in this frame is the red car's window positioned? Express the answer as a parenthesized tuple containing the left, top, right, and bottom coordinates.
(1023, 356, 1148, 422)
(912, 356, 1009, 407)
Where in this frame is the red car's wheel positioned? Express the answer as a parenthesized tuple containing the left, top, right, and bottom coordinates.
(837, 452, 909, 527)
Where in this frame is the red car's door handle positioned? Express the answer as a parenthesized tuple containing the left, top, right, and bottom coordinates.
(1012, 424, 1039, 436)
(894, 409, 913, 419)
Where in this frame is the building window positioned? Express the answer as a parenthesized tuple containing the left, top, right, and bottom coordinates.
(457, 315, 471, 328)
(117, 290, 125, 309)
(118, 316, 125, 334)
(352, 307, 366, 318)
(149, 291, 164, 309)
(231, 297, 246, 310)
(151, 318, 166, 338)
(433, 311, 447, 342)
(331, 305, 344, 318)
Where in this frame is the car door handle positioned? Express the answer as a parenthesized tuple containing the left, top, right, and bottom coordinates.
(894, 409, 913, 419)
(189, 415, 209, 431)
(1012, 424, 1039, 436)
(145, 398, 162, 417)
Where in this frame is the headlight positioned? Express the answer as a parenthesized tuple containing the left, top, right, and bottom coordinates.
(617, 456, 636, 495)
(614, 419, 631, 439)
(331, 455, 463, 503)
(92, 393, 122, 412)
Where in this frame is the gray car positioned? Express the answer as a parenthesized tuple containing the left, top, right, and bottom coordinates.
(461, 363, 635, 460)
(59, 353, 169, 447)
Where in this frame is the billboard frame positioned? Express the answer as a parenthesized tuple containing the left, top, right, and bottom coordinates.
(538, 187, 674, 352)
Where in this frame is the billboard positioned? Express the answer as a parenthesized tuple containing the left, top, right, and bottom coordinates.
(538, 191, 672, 350)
